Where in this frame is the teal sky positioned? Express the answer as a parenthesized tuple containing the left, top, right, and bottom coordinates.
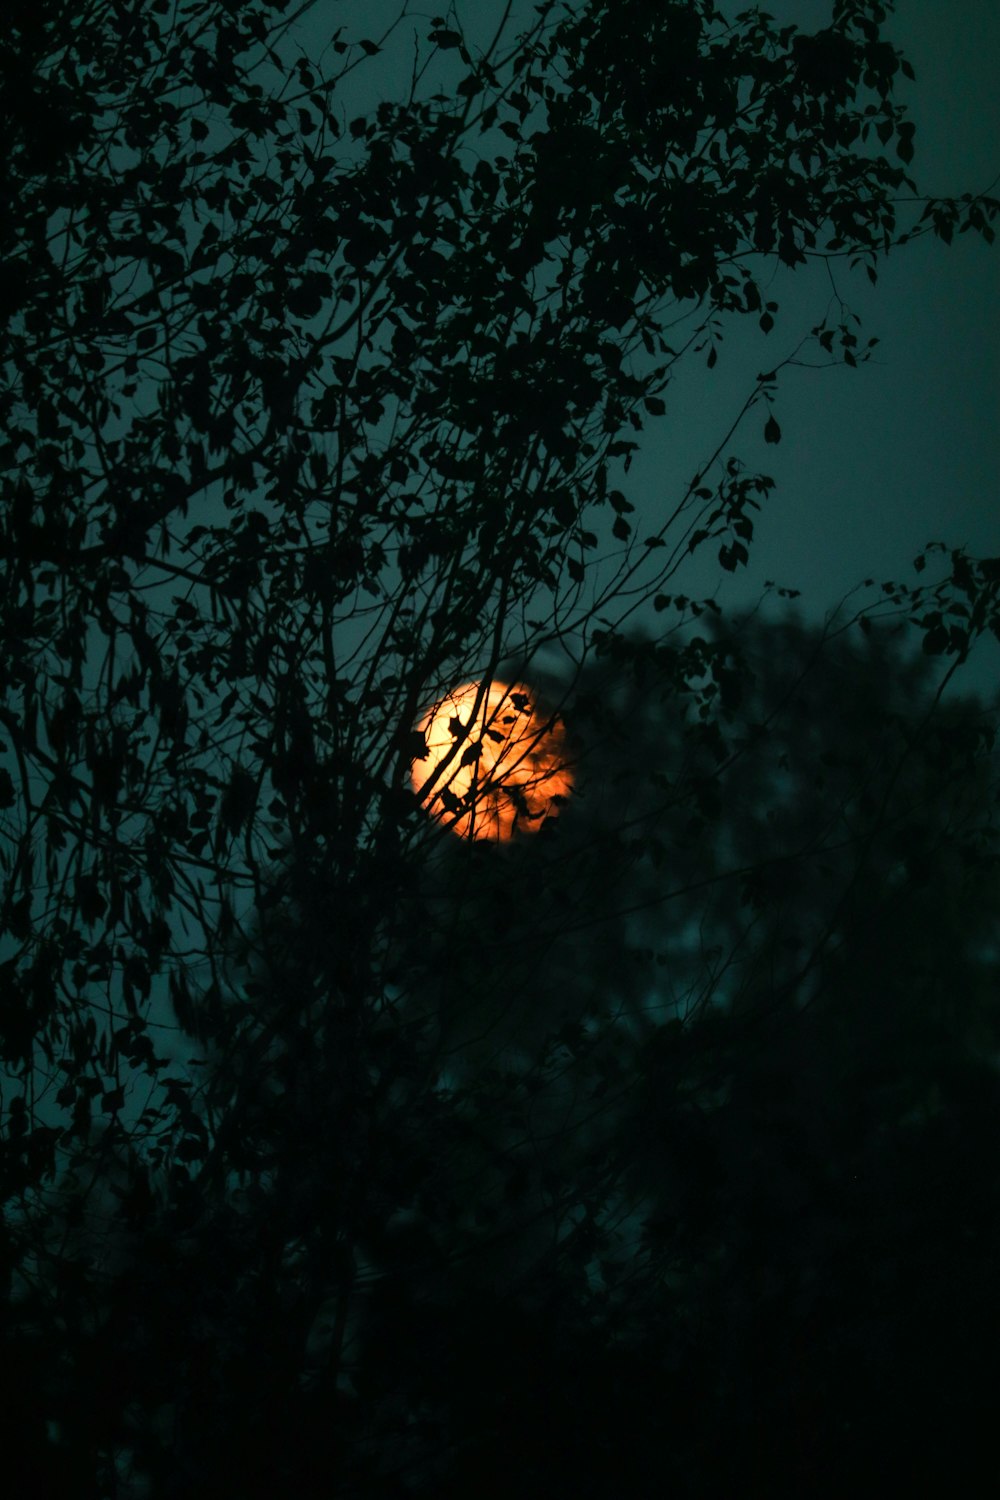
(724, 0, 999, 599)
(294, 0, 999, 692)
(627, 0, 999, 695)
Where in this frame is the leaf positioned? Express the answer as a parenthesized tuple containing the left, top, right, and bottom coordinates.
(719, 542, 749, 571)
(430, 27, 462, 49)
(287, 272, 330, 318)
(896, 121, 916, 164)
(644, 395, 666, 415)
(764, 414, 781, 445)
(8, 894, 31, 941)
(219, 766, 257, 838)
(551, 491, 575, 526)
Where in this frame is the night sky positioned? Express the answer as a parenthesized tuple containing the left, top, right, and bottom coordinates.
(676, 0, 1000, 643)
(607, 0, 999, 694)
(304, 0, 999, 696)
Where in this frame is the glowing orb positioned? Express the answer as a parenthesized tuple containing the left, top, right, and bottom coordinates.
(410, 679, 573, 841)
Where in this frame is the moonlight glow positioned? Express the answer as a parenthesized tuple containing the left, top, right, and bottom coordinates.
(410, 680, 573, 841)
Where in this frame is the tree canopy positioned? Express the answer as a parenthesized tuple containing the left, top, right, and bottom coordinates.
(1, 0, 999, 1494)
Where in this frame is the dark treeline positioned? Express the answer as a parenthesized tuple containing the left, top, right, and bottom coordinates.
(7, 614, 1000, 1496)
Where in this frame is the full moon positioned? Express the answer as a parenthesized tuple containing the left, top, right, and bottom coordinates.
(410, 679, 573, 841)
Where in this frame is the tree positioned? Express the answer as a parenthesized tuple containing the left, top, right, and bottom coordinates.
(1, 0, 999, 1494)
(335, 614, 1000, 1496)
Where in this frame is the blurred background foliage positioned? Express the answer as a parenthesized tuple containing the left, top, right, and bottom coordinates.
(33, 610, 984, 1497)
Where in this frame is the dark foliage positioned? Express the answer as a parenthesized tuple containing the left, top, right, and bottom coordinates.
(1, 0, 999, 1494)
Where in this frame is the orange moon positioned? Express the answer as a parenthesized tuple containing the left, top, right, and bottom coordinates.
(410, 679, 573, 841)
